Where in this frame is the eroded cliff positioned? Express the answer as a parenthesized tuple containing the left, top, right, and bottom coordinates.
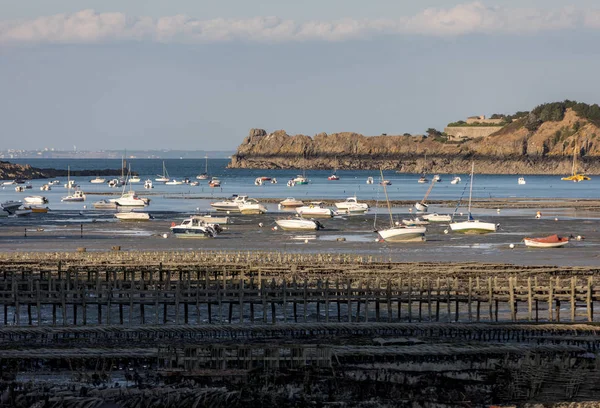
(230, 108, 600, 174)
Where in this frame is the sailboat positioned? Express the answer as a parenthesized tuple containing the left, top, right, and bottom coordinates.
(155, 161, 170, 182)
(115, 168, 150, 207)
(328, 166, 340, 180)
(561, 138, 590, 182)
(196, 155, 209, 180)
(415, 179, 435, 212)
(61, 166, 86, 202)
(293, 169, 309, 185)
(449, 163, 496, 234)
(375, 169, 426, 242)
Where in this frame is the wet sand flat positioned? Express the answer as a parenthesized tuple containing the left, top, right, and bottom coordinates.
(1, 209, 599, 267)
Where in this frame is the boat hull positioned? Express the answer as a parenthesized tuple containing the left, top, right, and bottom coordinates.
(414, 202, 428, 212)
(114, 213, 151, 221)
(523, 235, 569, 248)
(296, 209, 334, 218)
(449, 220, 496, 234)
(377, 226, 426, 242)
(170, 228, 214, 239)
(276, 219, 320, 231)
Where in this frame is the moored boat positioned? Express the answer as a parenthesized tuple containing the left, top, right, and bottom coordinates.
(1, 200, 23, 215)
(334, 196, 369, 211)
(450, 176, 461, 185)
(210, 195, 247, 212)
(237, 199, 267, 214)
(114, 211, 152, 221)
(24, 196, 48, 205)
(93, 199, 118, 210)
(279, 197, 304, 208)
(275, 218, 324, 231)
(523, 234, 569, 248)
(24, 206, 49, 213)
(170, 216, 220, 238)
(90, 176, 106, 184)
(449, 163, 497, 234)
(518, 177, 526, 185)
(295, 202, 335, 218)
(366, 177, 374, 184)
(144, 179, 153, 189)
(421, 213, 452, 222)
(209, 177, 221, 187)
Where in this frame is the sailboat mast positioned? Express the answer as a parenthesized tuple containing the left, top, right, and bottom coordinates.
(380, 168, 394, 227)
(468, 162, 474, 214)
(205, 155, 208, 173)
(67, 165, 71, 195)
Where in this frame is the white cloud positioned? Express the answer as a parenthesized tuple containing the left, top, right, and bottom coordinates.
(0, 2, 596, 45)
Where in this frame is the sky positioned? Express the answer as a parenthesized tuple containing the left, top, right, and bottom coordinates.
(1, 1, 600, 151)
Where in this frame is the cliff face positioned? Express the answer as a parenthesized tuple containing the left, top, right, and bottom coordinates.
(229, 109, 600, 174)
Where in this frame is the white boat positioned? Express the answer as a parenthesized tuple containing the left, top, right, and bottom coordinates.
(40, 184, 51, 191)
(114, 211, 152, 221)
(115, 191, 150, 207)
(279, 197, 304, 208)
(61, 190, 86, 202)
(380, 179, 392, 186)
(518, 177, 526, 185)
(254, 177, 264, 186)
(108, 179, 121, 188)
(93, 199, 117, 209)
(293, 174, 308, 185)
(129, 176, 141, 183)
(295, 202, 335, 218)
(237, 198, 267, 214)
(402, 218, 429, 226)
(343, 203, 369, 215)
(415, 179, 436, 212)
(276, 218, 324, 231)
(170, 216, 219, 238)
(417, 175, 428, 184)
(64, 180, 78, 188)
(15, 186, 25, 192)
(366, 177, 374, 184)
(194, 214, 230, 224)
(1, 200, 22, 215)
(210, 195, 247, 212)
(165, 179, 184, 185)
(62, 166, 86, 202)
(335, 196, 369, 211)
(2, 180, 15, 186)
(90, 176, 106, 184)
(523, 234, 569, 248)
(421, 213, 452, 222)
(378, 226, 426, 242)
(450, 176, 461, 185)
(433, 174, 441, 182)
(196, 155, 209, 180)
(375, 169, 426, 242)
(144, 179, 153, 189)
(449, 163, 497, 234)
(286, 179, 295, 187)
(23, 196, 48, 205)
(155, 161, 170, 182)
(209, 177, 221, 187)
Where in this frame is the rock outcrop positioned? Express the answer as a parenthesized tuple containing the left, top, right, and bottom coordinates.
(0, 161, 126, 180)
(229, 109, 600, 174)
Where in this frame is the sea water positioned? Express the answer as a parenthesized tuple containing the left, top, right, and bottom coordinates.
(3, 158, 599, 214)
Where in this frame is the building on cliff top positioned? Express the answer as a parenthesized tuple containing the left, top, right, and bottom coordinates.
(444, 115, 507, 141)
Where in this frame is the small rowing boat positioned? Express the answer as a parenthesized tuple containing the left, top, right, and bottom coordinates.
(523, 234, 569, 248)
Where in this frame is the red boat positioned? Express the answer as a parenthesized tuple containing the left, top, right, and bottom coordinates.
(328, 174, 340, 181)
(523, 234, 569, 248)
(260, 177, 271, 181)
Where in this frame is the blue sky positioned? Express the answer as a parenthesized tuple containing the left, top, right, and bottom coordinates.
(1, 1, 600, 150)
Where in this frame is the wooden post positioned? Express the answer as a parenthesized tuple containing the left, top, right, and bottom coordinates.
(407, 277, 412, 323)
(467, 277, 472, 322)
(548, 279, 554, 321)
(509, 277, 516, 322)
(571, 277, 576, 322)
(347, 279, 352, 323)
(587, 277, 593, 322)
(387, 279, 392, 323)
(527, 277, 533, 322)
(446, 277, 451, 323)
(488, 278, 493, 322)
(325, 280, 330, 323)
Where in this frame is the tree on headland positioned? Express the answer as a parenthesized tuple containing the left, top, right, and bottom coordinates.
(425, 128, 443, 138)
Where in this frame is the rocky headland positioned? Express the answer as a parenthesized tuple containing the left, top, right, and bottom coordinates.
(229, 101, 600, 174)
(0, 161, 127, 180)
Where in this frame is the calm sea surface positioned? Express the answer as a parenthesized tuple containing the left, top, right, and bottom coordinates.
(3, 158, 599, 213)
